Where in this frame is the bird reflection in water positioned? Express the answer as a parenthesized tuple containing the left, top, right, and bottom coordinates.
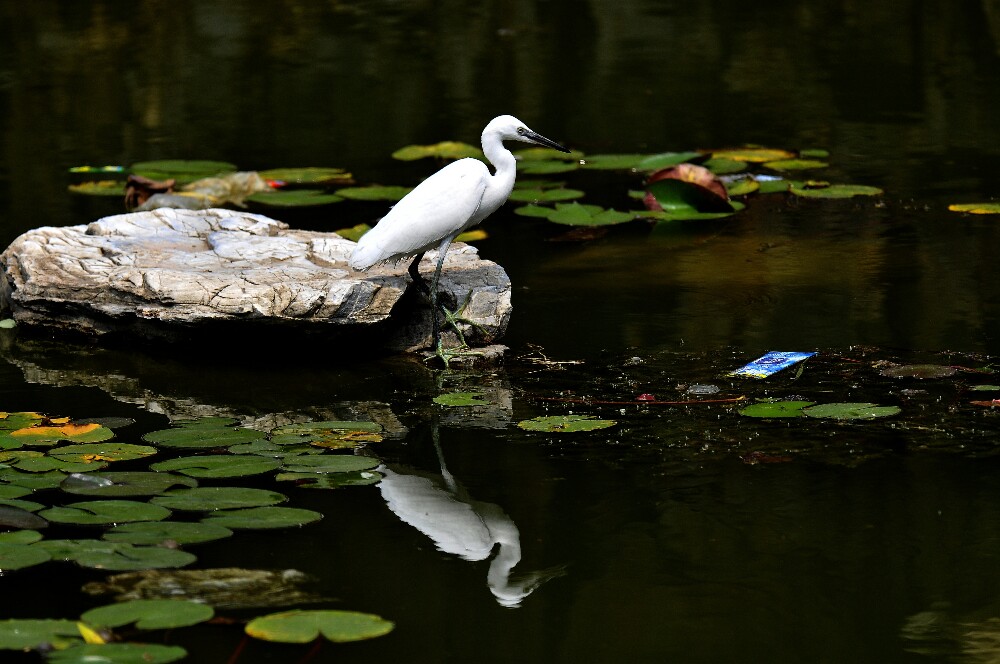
(377, 429, 564, 607)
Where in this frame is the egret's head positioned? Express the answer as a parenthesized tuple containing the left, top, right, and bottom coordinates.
(485, 115, 570, 153)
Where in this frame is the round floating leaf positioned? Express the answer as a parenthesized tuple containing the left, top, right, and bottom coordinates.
(763, 159, 829, 171)
(0, 412, 45, 431)
(0, 505, 48, 529)
(335, 185, 413, 201)
(433, 392, 489, 406)
(246, 189, 344, 207)
(131, 160, 237, 183)
(580, 154, 651, 170)
(172, 417, 239, 429)
(802, 402, 901, 420)
(545, 202, 634, 226)
(0, 529, 42, 544)
(275, 470, 383, 489)
(756, 177, 799, 194)
(0, 542, 51, 570)
(149, 455, 281, 479)
(0, 618, 81, 650)
(82, 599, 214, 630)
(948, 203, 1000, 215)
(61, 471, 197, 497)
(202, 506, 322, 530)
(517, 160, 579, 174)
(0, 498, 45, 512)
(455, 228, 488, 242)
(723, 177, 760, 197)
(514, 204, 558, 218)
(280, 456, 380, 474)
(334, 223, 371, 242)
(34, 540, 196, 571)
(0, 468, 66, 489)
(47, 643, 188, 664)
(972, 385, 1000, 391)
(711, 148, 795, 163)
(245, 609, 394, 644)
(39, 500, 170, 525)
(790, 184, 883, 198)
(151, 487, 288, 512)
(880, 364, 958, 379)
(68, 180, 126, 196)
(142, 426, 264, 449)
(103, 521, 233, 545)
(3, 422, 114, 447)
(508, 187, 584, 203)
(800, 148, 830, 158)
(646, 164, 734, 214)
(272, 421, 381, 435)
(739, 401, 814, 418)
(702, 157, 748, 174)
(9, 456, 106, 473)
(229, 440, 325, 456)
(517, 415, 618, 432)
(49, 442, 157, 463)
(257, 167, 352, 186)
(0, 482, 33, 499)
(636, 151, 703, 171)
(392, 141, 482, 161)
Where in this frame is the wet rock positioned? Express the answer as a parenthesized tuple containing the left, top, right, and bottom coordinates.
(0, 208, 511, 351)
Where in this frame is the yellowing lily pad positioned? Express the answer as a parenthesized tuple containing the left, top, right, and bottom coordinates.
(948, 203, 1000, 215)
(517, 415, 617, 432)
(711, 148, 795, 162)
(68, 180, 126, 196)
(6, 422, 114, 447)
(391, 141, 483, 161)
(0, 618, 82, 650)
(334, 223, 371, 242)
(245, 609, 394, 644)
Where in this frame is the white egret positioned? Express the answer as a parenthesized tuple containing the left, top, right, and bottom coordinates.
(350, 114, 570, 352)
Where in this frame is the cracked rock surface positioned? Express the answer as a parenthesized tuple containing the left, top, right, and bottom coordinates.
(0, 208, 511, 350)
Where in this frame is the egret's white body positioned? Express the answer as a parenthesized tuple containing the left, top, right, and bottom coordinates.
(350, 114, 569, 270)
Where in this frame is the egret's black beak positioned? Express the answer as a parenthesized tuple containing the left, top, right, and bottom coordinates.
(526, 131, 571, 153)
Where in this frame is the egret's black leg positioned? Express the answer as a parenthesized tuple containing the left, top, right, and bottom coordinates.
(407, 252, 430, 296)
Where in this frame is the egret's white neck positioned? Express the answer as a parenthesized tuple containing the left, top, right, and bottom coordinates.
(477, 132, 518, 221)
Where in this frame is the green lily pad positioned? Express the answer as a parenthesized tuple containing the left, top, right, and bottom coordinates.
(246, 189, 344, 207)
(39, 500, 171, 525)
(0, 529, 42, 544)
(49, 442, 157, 463)
(131, 160, 237, 185)
(580, 154, 649, 170)
(334, 223, 371, 242)
(948, 203, 1000, 214)
(790, 184, 883, 198)
(520, 202, 634, 226)
(702, 157, 748, 174)
(0, 484, 31, 499)
(279, 456, 380, 474)
(149, 455, 281, 479)
(68, 180, 127, 196)
(228, 440, 325, 456)
(0, 498, 45, 512)
(34, 539, 197, 570)
(272, 421, 381, 435)
(6, 455, 107, 473)
(61, 471, 197, 497)
(170, 417, 239, 429)
(0, 504, 47, 529)
(516, 160, 579, 175)
(802, 402, 902, 420)
(0, 468, 68, 489)
(0, 618, 81, 650)
(275, 470, 383, 489)
(245, 609, 394, 644)
(763, 159, 829, 171)
(738, 401, 815, 418)
(103, 521, 233, 545)
(517, 415, 618, 432)
(335, 185, 413, 202)
(257, 167, 352, 185)
(151, 487, 288, 511)
(880, 364, 958, 379)
(0, 542, 52, 570)
(142, 426, 265, 449)
(800, 148, 830, 158)
(755, 177, 799, 194)
(433, 392, 489, 406)
(711, 148, 795, 163)
(201, 506, 323, 530)
(723, 177, 760, 197)
(391, 141, 482, 161)
(513, 204, 559, 219)
(81, 599, 214, 630)
(47, 643, 188, 664)
(508, 187, 584, 203)
(0, 412, 46, 430)
(636, 151, 703, 171)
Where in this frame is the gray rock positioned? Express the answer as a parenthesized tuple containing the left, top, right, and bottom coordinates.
(0, 208, 511, 351)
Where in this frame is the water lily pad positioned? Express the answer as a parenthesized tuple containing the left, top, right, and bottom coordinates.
(723, 177, 760, 197)
(34, 539, 197, 570)
(0, 484, 31, 499)
(392, 141, 482, 161)
(0, 468, 66, 489)
(508, 187, 585, 203)
(517, 415, 618, 432)
(0, 412, 45, 430)
(646, 164, 734, 214)
(949, 202, 1000, 214)
(335, 185, 413, 201)
(149, 455, 281, 478)
(61, 471, 197, 497)
(580, 154, 649, 170)
(6, 455, 107, 473)
(279, 456, 380, 474)
(0, 504, 47, 529)
(0, 618, 81, 650)
(636, 151, 703, 171)
(763, 159, 829, 171)
(802, 402, 902, 420)
(800, 148, 830, 158)
(246, 189, 344, 207)
(49, 442, 157, 463)
(880, 364, 958, 379)
(334, 223, 371, 242)
(151, 487, 288, 511)
(142, 426, 264, 449)
(68, 180, 126, 196)
(0, 542, 51, 570)
(702, 157, 748, 174)
(972, 385, 1000, 391)
(272, 421, 381, 435)
(131, 160, 237, 184)
(275, 470, 383, 489)
(0, 318, 14, 329)
(201, 506, 322, 530)
(81, 599, 214, 630)
(103, 521, 233, 545)
(738, 401, 815, 418)
(0, 529, 42, 544)
(257, 167, 352, 185)
(245, 609, 394, 644)
(433, 392, 489, 406)
(711, 148, 795, 163)
(790, 184, 883, 198)
(517, 160, 579, 174)
(47, 643, 187, 664)
(456, 229, 488, 242)
(1, 422, 114, 448)
(39, 500, 170, 525)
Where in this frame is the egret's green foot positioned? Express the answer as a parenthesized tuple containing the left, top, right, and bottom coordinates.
(438, 291, 488, 348)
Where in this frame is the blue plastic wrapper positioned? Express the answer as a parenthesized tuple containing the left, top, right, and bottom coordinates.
(729, 351, 816, 378)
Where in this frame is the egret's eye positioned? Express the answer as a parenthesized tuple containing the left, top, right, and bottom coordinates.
(517, 127, 527, 136)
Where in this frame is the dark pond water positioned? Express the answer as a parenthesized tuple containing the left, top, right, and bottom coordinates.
(2, 1, 1000, 662)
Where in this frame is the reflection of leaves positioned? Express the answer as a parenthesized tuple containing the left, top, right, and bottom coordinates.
(201, 506, 322, 530)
